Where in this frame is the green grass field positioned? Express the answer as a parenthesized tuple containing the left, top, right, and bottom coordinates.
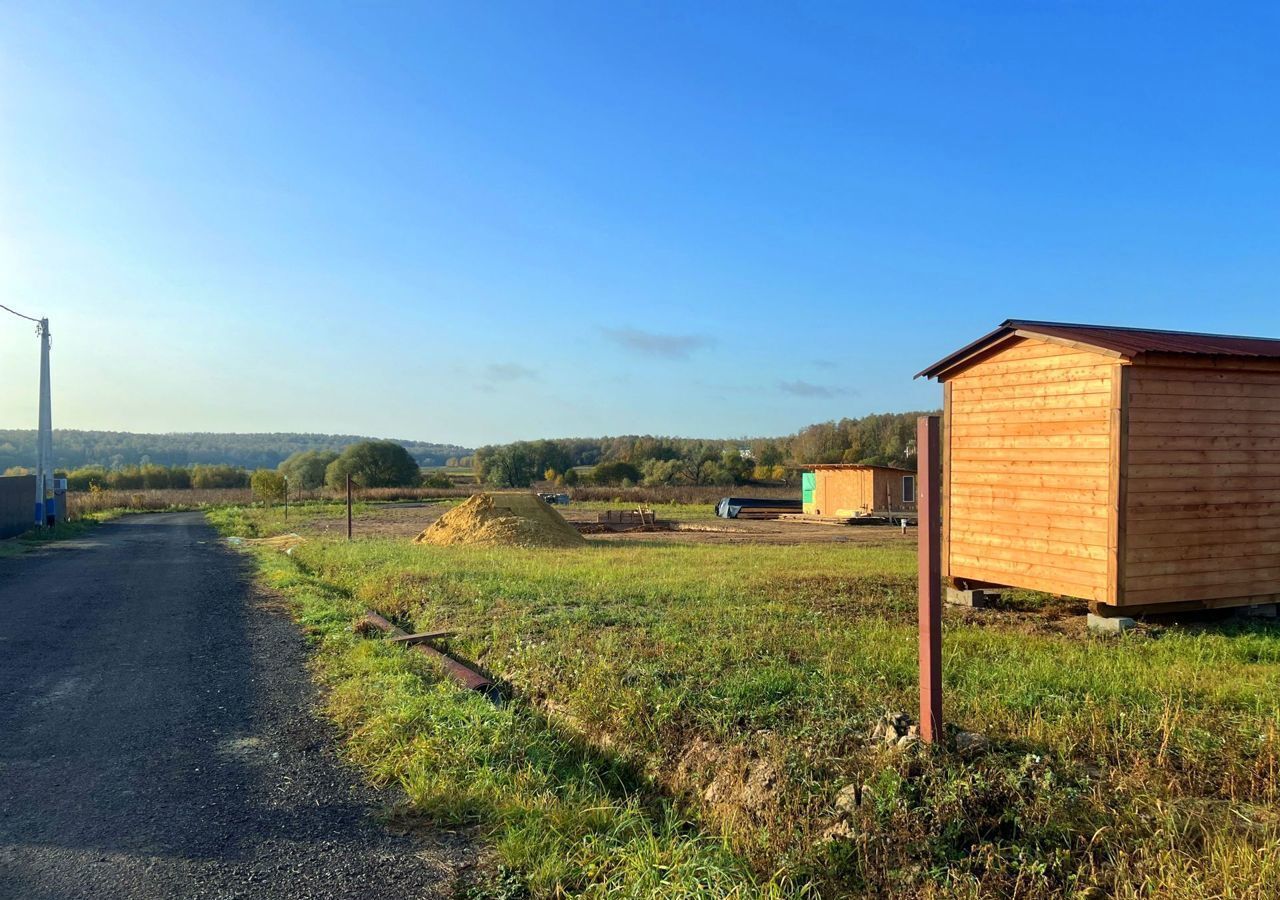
(211, 503, 1280, 899)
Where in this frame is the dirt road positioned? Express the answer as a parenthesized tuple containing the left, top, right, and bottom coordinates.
(0, 512, 467, 899)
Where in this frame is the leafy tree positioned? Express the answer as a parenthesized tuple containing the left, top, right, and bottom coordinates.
(191, 464, 250, 489)
(475, 443, 536, 487)
(591, 460, 642, 486)
(250, 468, 286, 502)
(325, 440, 421, 489)
(110, 466, 145, 489)
(640, 458, 691, 485)
(278, 449, 339, 490)
(141, 464, 173, 489)
(421, 470, 453, 489)
(65, 466, 108, 491)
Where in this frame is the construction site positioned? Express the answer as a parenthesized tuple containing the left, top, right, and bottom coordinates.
(4, 5, 1278, 893)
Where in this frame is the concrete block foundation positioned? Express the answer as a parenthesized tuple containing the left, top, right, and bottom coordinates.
(1088, 612, 1137, 636)
(946, 587, 997, 608)
(1237, 603, 1279, 619)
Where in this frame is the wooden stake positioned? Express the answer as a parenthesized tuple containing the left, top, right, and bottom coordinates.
(918, 415, 943, 743)
(346, 473, 353, 541)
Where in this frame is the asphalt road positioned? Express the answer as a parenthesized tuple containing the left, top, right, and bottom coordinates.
(0, 512, 469, 899)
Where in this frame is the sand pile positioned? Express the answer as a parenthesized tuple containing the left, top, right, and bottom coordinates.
(226, 533, 306, 554)
(415, 492, 587, 548)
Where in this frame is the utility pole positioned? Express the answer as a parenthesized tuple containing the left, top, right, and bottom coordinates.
(2, 304, 52, 526)
(35, 318, 53, 525)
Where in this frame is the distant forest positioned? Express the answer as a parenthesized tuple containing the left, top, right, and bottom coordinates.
(0, 412, 937, 489)
(474, 411, 939, 488)
(0, 430, 472, 472)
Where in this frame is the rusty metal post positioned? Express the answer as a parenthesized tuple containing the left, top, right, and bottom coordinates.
(917, 415, 942, 743)
(346, 473, 353, 540)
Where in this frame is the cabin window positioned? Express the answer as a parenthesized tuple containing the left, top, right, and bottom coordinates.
(902, 475, 916, 504)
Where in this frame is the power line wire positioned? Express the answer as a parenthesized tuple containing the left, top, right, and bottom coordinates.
(0, 303, 42, 324)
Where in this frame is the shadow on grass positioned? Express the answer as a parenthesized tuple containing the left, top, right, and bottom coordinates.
(0, 518, 106, 557)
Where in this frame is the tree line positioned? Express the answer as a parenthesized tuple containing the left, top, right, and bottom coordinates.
(14, 440, 445, 494)
(8, 412, 937, 494)
(473, 411, 936, 488)
(0, 429, 472, 472)
(47, 463, 253, 491)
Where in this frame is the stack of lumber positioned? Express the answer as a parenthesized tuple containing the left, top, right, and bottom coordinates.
(778, 513, 857, 525)
(598, 508, 656, 526)
(715, 497, 803, 519)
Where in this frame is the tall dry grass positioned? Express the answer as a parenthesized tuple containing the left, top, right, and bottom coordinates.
(68, 488, 254, 517)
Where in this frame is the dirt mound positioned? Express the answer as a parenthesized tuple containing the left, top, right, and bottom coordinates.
(414, 492, 587, 549)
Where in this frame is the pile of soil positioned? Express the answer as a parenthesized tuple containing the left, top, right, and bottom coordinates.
(414, 492, 587, 549)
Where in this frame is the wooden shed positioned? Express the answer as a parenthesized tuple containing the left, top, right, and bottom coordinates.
(802, 464, 917, 519)
(919, 319, 1280, 615)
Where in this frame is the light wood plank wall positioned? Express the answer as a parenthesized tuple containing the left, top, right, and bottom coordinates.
(813, 469, 916, 516)
(812, 469, 872, 516)
(1122, 363, 1280, 606)
(945, 338, 1121, 602)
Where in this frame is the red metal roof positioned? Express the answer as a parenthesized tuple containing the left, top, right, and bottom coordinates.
(917, 319, 1280, 379)
(807, 463, 914, 472)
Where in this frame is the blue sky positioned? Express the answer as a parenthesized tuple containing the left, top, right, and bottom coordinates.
(2, 2, 1278, 447)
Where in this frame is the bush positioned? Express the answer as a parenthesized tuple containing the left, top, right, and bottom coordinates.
(141, 464, 174, 489)
(250, 469, 286, 503)
(421, 471, 453, 489)
(191, 464, 250, 489)
(325, 440, 420, 489)
(66, 466, 109, 491)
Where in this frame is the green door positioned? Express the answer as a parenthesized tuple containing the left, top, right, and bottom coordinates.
(802, 472, 815, 513)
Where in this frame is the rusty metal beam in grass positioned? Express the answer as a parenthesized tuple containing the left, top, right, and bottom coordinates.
(362, 611, 398, 633)
(360, 610, 492, 694)
(917, 414, 943, 744)
(411, 643, 493, 693)
(387, 629, 457, 645)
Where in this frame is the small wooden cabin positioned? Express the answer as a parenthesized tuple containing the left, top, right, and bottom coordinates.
(919, 319, 1280, 616)
(802, 464, 917, 518)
